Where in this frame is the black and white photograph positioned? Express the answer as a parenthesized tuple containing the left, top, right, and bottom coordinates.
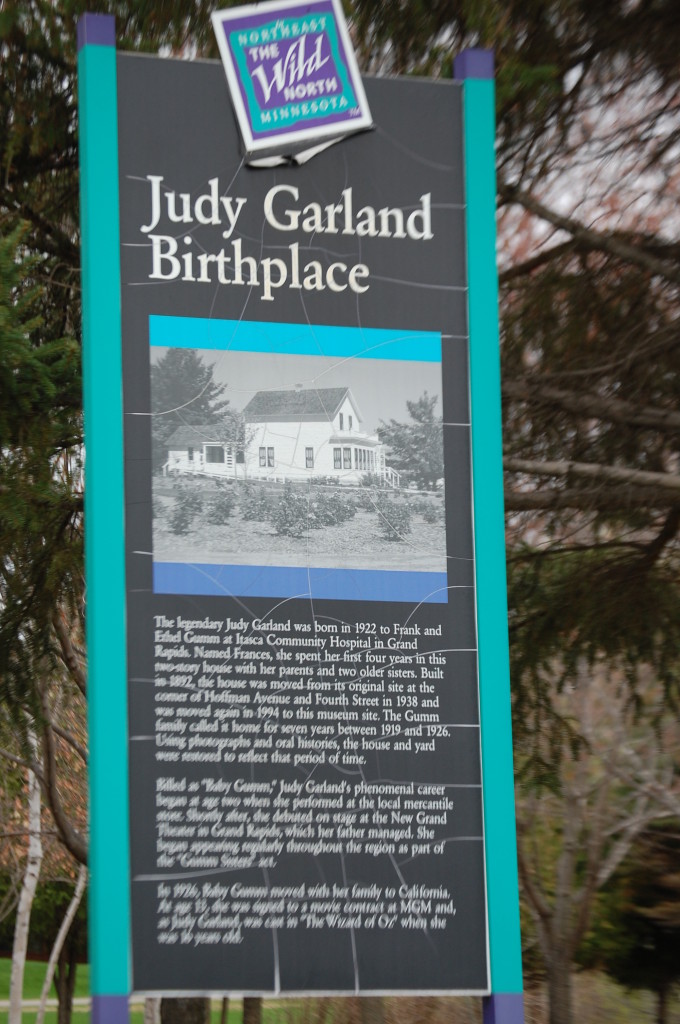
(150, 346, 447, 574)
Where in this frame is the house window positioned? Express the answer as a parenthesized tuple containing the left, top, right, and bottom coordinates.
(339, 412, 344, 431)
(187, 447, 194, 461)
(267, 447, 275, 467)
(259, 447, 266, 467)
(305, 447, 314, 469)
(333, 448, 342, 469)
(349, 415, 353, 430)
(354, 448, 359, 469)
(205, 445, 225, 464)
(343, 447, 351, 469)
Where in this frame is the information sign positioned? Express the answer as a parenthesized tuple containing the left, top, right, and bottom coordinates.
(78, 13, 523, 1022)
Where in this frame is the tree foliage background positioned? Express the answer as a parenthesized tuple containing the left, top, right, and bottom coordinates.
(1, 0, 680, 1019)
(589, 820, 680, 1024)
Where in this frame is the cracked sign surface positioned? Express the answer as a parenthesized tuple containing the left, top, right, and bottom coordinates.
(118, 53, 489, 993)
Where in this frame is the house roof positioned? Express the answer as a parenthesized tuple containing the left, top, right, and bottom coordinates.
(165, 424, 235, 447)
(243, 387, 358, 423)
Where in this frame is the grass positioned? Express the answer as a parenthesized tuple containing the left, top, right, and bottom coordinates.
(0, 959, 89, 1001)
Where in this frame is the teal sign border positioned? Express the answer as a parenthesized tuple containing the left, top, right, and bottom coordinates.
(78, 14, 130, 1019)
(459, 57, 525, 1023)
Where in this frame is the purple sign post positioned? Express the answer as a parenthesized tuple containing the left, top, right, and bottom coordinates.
(212, 0, 372, 162)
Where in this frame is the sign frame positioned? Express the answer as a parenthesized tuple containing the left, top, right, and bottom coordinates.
(78, 14, 524, 1024)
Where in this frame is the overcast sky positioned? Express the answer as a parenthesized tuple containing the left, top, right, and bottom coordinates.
(151, 347, 443, 432)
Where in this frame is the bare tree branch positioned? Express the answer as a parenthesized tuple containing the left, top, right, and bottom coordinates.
(0, 748, 34, 773)
(52, 608, 86, 696)
(38, 691, 87, 866)
(50, 723, 87, 765)
(516, 826, 553, 931)
(504, 457, 680, 494)
(499, 240, 576, 283)
(500, 182, 680, 286)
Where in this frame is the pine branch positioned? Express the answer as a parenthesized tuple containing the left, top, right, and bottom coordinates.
(503, 380, 680, 434)
(504, 484, 680, 512)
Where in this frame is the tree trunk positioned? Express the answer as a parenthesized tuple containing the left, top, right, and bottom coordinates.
(160, 998, 211, 1024)
(145, 997, 161, 1024)
(546, 953, 574, 1024)
(54, 943, 77, 1024)
(9, 758, 43, 1024)
(36, 864, 87, 1024)
(656, 985, 668, 1024)
(243, 996, 262, 1024)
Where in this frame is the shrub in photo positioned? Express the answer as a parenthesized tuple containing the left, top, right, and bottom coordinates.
(168, 492, 203, 534)
(360, 472, 384, 489)
(205, 490, 236, 524)
(410, 496, 442, 523)
(269, 485, 310, 537)
(375, 494, 412, 541)
(358, 487, 382, 513)
(311, 491, 357, 527)
(240, 485, 271, 521)
(421, 499, 442, 523)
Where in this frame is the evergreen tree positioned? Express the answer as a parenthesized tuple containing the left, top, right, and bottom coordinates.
(378, 392, 443, 490)
(0, 227, 82, 725)
(595, 822, 680, 1024)
(150, 348, 235, 471)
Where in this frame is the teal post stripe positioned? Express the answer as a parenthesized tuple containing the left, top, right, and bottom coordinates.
(78, 39, 130, 997)
(464, 79, 524, 993)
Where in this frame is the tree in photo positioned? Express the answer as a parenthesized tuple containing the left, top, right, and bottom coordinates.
(150, 348, 238, 471)
(378, 392, 443, 490)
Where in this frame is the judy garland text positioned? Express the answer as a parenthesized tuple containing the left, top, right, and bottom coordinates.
(139, 176, 434, 301)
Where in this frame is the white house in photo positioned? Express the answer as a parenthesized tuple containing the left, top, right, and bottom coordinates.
(163, 386, 400, 486)
(164, 423, 242, 478)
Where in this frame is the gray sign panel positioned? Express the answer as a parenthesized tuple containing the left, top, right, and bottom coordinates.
(117, 52, 488, 994)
